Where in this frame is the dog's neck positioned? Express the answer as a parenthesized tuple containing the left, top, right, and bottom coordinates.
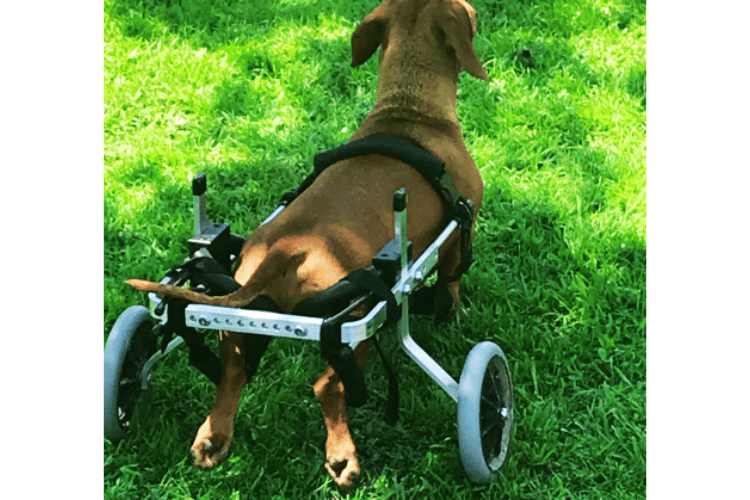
(356, 51, 462, 143)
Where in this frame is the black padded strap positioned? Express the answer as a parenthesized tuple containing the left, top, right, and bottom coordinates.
(372, 336, 400, 426)
(163, 298, 223, 386)
(314, 135, 445, 181)
(409, 282, 455, 325)
(342, 268, 401, 422)
(292, 276, 363, 317)
(177, 256, 241, 296)
(318, 267, 400, 409)
(315, 136, 474, 277)
(280, 135, 476, 282)
(314, 135, 462, 220)
(343, 267, 399, 323)
(320, 318, 369, 408)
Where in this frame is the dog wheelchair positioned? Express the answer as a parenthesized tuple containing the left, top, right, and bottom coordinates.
(104, 138, 514, 484)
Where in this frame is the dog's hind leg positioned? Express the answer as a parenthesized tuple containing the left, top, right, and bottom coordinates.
(314, 339, 372, 489)
(190, 330, 248, 469)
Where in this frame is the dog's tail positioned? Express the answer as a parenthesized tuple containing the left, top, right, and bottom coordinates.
(126, 246, 306, 308)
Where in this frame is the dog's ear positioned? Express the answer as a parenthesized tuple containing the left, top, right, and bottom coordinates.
(351, 1, 393, 67)
(441, 0, 489, 80)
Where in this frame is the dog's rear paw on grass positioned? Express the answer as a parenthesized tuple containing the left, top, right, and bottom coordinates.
(191, 437, 231, 469)
(325, 441, 362, 490)
(190, 418, 233, 470)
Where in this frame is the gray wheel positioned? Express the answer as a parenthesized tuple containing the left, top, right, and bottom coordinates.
(457, 341, 514, 484)
(104, 305, 158, 441)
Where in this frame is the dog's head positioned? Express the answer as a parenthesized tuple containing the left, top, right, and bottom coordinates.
(351, 0, 489, 81)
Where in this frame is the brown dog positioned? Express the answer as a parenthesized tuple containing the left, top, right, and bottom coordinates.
(128, 0, 487, 489)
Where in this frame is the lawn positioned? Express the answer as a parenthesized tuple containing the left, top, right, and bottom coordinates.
(104, 0, 646, 498)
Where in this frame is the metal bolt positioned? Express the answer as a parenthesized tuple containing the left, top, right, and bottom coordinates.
(198, 317, 210, 327)
(294, 326, 307, 337)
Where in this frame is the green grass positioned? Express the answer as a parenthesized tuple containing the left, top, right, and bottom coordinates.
(104, 0, 646, 498)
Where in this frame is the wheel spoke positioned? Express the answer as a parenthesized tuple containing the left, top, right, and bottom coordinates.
(481, 382, 505, 411)
(481, 417, 501, 438)
(481, 403, 499, 423)
(119, 377, 137, 387)
(481, 393, 502, 410)
(481, 416, 504, 462)
(489, 364, 502, 398)
(492, 367, 507, 404)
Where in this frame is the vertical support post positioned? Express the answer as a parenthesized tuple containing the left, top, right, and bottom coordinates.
(393, 187, 409, 279)
(392, 187, 459, 402)
(393, 187, 412, 346)
(193, 172, 207, 235)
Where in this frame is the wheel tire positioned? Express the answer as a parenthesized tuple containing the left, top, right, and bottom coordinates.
(104, 305, 158, 441)
(457, 341, 514, 484)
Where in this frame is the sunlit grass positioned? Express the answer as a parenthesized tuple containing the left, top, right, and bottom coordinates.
(104, 0, 646, 498)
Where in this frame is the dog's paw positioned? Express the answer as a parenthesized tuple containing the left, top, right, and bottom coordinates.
(190, 417, 233, 470)
(324, 439, 361, 490)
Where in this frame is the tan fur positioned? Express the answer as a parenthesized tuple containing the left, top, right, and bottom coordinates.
(128, 0, 487, 490)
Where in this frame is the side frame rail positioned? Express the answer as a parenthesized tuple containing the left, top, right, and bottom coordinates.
(176, 218, 459, 344)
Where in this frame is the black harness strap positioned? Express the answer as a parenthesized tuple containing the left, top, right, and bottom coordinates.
(372, 335, 400, 426)
(344, 268, 399, 321)
(320, 319, 369, 408)
(319, 266, 400, 411)
(342, 268, 400, 424)
(314, 135, 464, 220)
(179, 256, 242, 296)
(281, 135, 475, 279)
(160, 298, 223, 386)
